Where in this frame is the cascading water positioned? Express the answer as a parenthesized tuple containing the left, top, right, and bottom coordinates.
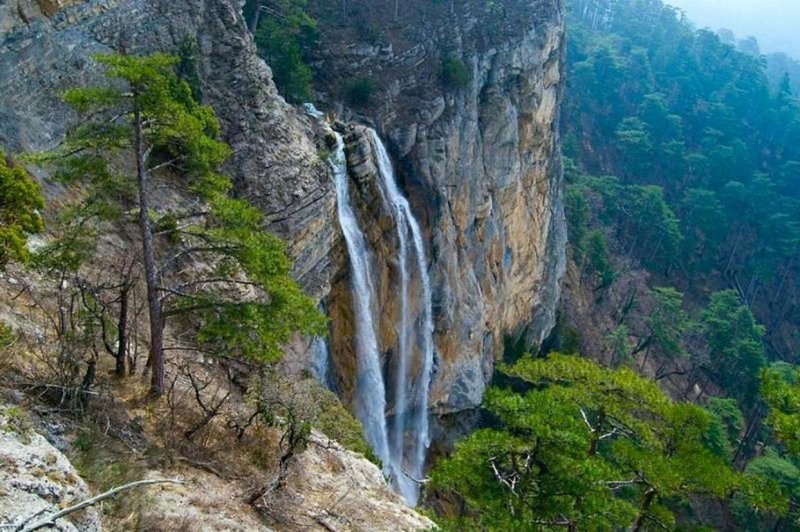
(311, 337, 331, 389)
(368, 129, 434, 506)
(330, 127, 434, 506)
(330, 133, 392, 472)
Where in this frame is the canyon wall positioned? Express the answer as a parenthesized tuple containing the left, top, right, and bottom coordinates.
(314, 0, 567, 413)
(0, 0, 335, 298)
(0, 0, 565, 425)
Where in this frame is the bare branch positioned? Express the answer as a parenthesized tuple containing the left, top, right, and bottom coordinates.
(17, 478, 183, 532)
(580, 408, 596, 433)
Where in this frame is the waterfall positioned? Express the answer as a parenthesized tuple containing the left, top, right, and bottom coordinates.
(311, 337, 331, 389)
(330, 133, 392, 471)
(368, 129, 434, 506)
(330, 128, 434, 507)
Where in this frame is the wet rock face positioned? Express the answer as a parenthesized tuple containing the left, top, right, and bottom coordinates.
(314, 0, 567, 413)
(0, 0, 336, 298)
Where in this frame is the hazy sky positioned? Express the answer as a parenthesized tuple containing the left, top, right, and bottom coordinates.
(665, 0, 800, 58)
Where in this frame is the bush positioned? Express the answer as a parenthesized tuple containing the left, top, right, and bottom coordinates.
(0, 149, 44, 268)
(344, 77, 377, 106)
(440, 56, 471, 89)
(252, 1, 317, 103)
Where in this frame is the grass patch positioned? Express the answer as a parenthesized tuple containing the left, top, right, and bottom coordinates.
(1, 405, 32, 443)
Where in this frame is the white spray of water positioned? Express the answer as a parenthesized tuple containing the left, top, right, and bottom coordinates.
(330, 128, 434, 506)
(330, 132, 392, 473)
(368, 129, 434, 506)
(311, 337, 331, 388)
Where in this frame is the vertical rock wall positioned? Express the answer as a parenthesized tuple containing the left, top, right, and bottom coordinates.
(313, 0, 567, 413)
(0, 0, 336, 298)
(0, 0, 567, 419)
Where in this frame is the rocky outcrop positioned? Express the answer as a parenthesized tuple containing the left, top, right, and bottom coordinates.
(313, 0, 567, 413)
(0, 0, 566, 471)
(0, 0, 335, 297)
(0, 405, 101, 531)
(265, 431, 435, 530)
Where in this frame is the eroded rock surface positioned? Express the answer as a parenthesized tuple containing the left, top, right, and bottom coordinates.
(0, 405, 101, 531)
(314, 0, 567, 413)
(264, 431, 436, 531)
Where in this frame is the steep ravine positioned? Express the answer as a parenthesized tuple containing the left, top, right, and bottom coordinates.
(0, 0, 567, 523)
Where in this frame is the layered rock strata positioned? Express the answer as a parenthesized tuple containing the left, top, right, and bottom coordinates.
(0, 0, 335, 297)
(315, 0, 567, 412)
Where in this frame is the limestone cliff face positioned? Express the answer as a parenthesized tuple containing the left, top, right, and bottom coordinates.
(0, 0, 335, 298)
(0, 0, 565, 433)
(313, 0, 567, 412)
(0, 405, 101, 531)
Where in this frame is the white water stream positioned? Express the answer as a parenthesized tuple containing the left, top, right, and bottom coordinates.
(330, 133, 392, 471)
(368, 130, 434, 506)
(329, 129, 434, 506)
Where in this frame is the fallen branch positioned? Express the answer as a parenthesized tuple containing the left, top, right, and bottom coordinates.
(17, 478, 183, 532)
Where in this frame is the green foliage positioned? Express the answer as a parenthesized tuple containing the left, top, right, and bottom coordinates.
(185, 187, 327, 362)
(344, 77, 377, 106)
(620, 184, 682, 267)
(762, 363, 800, 455)
(648, 286, 691, 361)
(565, 182, 590, 254)
(702, 290, 766, 405)
(440, 56, 471, 89)
(704, 397, 744, 462)
(431, 353, 739, 530)
(247, 371, 377, 466)
(563, 0, 800, 363)
(39, 52, 325, 372)
(605, 324, 632, 367)
(583, 229, 613, 286)
(253, 0, 316, 102)
(176, 35, 204, 103)
(732, 450, 799, 528)
(0, 150, 44, 268)
(312, 386, 379, 464)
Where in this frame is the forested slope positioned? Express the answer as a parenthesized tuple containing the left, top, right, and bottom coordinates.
(560, 0, 800, 526)
(430, 1, 800, 529)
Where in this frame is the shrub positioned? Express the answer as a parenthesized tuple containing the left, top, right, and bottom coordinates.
(440, 56, 471, 89)
(345, 77, 377, 106)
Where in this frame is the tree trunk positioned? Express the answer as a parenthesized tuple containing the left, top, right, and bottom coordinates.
(134, 101, 165, 396)
(115, 280, 131, 377)
(631, 487, 656, 531)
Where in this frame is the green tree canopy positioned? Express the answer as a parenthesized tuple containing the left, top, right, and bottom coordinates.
(432, 353, 739, 531)
(38, 52, 325, 394)
(702, 290, 766, 405)
(0, 150, 44, 268)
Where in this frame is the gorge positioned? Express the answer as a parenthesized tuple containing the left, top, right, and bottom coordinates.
(3, 0, 800, 528)
(0, 0, 567, 526)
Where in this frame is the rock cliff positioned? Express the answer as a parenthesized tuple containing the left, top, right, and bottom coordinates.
(0, 0, 567, 512)
(313, 0, 567, 413)
(0, 0, 335, 297)
(0, 405, 101, 531)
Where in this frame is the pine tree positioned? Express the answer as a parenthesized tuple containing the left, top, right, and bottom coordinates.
(0, 150, 44, 268)
(39, 53, 325, 395)
(431, 354, 740, 530)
